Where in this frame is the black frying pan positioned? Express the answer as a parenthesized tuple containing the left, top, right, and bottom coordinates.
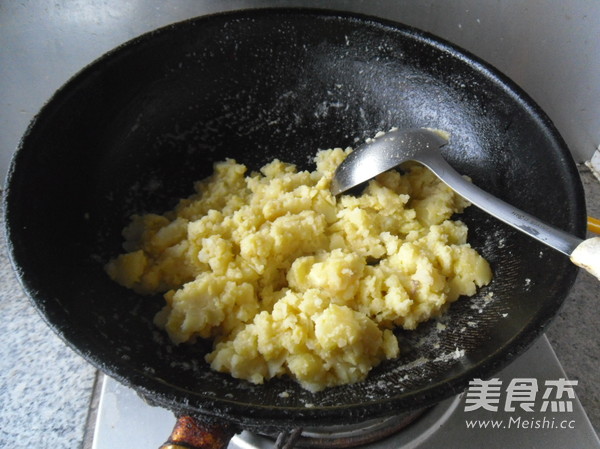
(3, 7, 586, 436)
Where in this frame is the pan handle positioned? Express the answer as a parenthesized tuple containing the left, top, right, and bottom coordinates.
(589, 216, 600, 234)
(159, 415, 239, 449)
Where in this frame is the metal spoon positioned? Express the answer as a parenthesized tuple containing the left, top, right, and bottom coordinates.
(330, 128, 600, 280)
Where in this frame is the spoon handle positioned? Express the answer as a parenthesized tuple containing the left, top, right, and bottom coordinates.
(418, 150, 583, 257)
(418, 150, 600, 280)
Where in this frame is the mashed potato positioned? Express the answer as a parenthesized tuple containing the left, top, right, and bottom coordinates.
(105, 147, 492, 391)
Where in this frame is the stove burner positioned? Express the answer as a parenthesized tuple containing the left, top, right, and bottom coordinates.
(267, 409, 428, 448)
(230, 395, 463, 449)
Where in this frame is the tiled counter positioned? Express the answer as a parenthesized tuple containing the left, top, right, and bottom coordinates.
(0, 220, 97, 447)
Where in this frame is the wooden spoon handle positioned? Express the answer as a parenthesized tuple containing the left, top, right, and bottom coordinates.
(570, 237, 600, 281)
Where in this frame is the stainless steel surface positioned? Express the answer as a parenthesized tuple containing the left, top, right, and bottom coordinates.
(91, 335, 600, 449)
(331, 129, 583, 256)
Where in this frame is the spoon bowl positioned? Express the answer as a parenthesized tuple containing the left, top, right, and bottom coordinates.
(331, 128, 600, 279)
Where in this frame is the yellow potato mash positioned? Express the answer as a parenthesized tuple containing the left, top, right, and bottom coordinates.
(106, 147, 492, 392)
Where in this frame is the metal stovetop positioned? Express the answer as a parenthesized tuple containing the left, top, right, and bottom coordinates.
(91, 335, 599, 449)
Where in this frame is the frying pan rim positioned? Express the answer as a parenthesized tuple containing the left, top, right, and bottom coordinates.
(2, 6, 586, 428)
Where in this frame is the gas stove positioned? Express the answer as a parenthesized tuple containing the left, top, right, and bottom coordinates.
(91, 334, 599, 448)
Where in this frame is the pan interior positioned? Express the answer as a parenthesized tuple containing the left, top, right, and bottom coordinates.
(4, 9, 584, 426)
